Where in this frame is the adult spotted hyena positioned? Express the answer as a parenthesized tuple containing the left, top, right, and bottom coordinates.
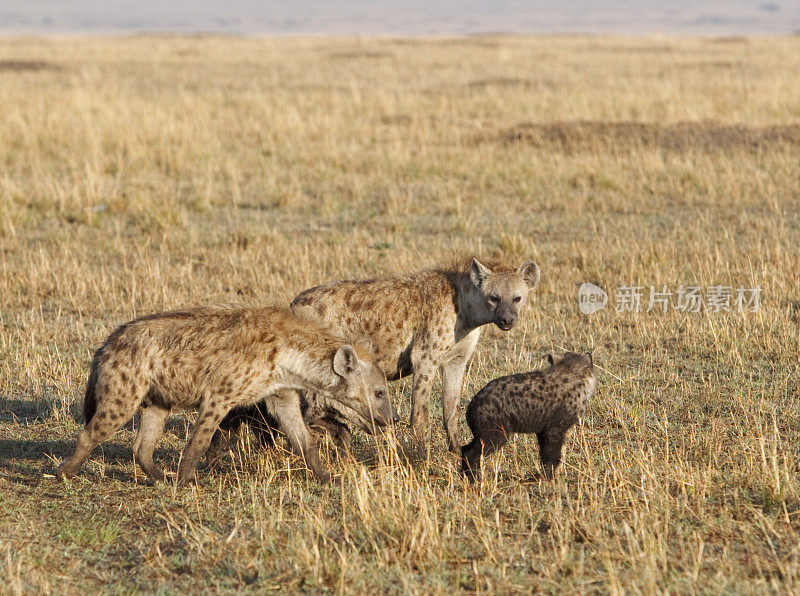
(56, 305, 396, 485)
(220, 257, 540, 452)
(461, 352, 595, 482)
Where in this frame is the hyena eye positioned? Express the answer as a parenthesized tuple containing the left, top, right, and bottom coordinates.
(375, 388, 386, 400)
(487, 295, 499, 305)
(513, 296, 522, 303)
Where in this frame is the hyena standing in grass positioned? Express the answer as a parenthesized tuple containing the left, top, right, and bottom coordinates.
(219, 257, 540, 452)
(461, 352, 595, 482)
(56, 306, 396, 485)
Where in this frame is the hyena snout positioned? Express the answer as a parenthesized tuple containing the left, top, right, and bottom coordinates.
(354, 383, 398, 434)
(388, 403, 400, 425)
(373, 399, 400, 430)
(494, 306, 518, 330)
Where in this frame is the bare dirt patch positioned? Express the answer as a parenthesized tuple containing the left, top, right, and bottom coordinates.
(488, 120, 800, 153)
(0, 59, 60, 72)
(327, 49, 395, 59)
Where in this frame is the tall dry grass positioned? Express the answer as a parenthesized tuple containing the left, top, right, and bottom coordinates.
(0, 34, 799, 593)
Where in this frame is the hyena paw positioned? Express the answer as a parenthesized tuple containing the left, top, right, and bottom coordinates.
(447, 439, 462, 454)
(176, 470, 199, 487)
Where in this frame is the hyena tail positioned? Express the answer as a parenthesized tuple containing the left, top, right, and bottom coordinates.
(460, 436, 481, 479)
(461, 436, 479, 456)
(83, 359, 100, 424)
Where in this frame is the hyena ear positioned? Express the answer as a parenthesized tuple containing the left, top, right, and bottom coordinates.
(586, 352, 594, 367)
(470, 258, 491, 289)
(517, 260, 541, 289)
(333, 345, 360, 378)
(546, 353, 555, 366)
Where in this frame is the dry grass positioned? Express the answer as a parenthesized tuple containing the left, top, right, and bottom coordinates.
(1, 33, 799, 593)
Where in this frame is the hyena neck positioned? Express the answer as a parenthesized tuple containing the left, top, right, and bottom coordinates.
(453, 275, 491, 331)
(275, 348, 342, 395)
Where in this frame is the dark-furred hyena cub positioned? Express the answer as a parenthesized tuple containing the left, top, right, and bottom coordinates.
(461, 352, 595, 482)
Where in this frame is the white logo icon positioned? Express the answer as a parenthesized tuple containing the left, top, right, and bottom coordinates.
(578, 283, 607, 315)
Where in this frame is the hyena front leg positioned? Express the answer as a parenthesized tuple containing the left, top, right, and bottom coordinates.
(177, 401, 230, 486)
(269, 390, 331, 483)
(132, 404, 170, 483)
(410, 356, 438, 447)
(441, 331, 480, 453)
(440, 359, 468, 453)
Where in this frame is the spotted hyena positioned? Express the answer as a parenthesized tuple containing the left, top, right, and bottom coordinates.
(218, 256, 540, 452)
(461, 352, 595, 482)
(56, 306, 396, 485)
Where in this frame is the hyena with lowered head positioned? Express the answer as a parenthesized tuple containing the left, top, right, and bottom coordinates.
(220, 256, 540, 453)
(56, 305, 396, 485)
(461, 352, 595, 482)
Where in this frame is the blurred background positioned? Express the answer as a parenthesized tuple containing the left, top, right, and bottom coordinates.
(2, 0, 799, 35)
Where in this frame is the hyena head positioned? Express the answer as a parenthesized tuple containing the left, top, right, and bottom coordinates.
(547, 351, 594, 372)
(470, 258, 541, 330)
(330, 342, 398, 434)
(546, 351, 596, 394)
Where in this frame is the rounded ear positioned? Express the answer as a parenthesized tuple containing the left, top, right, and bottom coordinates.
(470, 258, 491, 289)
(333, 345, 359, 378)
(517, 260, 540, 289)
(546, 353, 555, 366)
(586, 352, 594, 366)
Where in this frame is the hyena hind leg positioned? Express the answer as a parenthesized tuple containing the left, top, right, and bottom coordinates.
(461, 429, 508, 483)
(57, 388, 144, 480)
(132, 404, 170, 483)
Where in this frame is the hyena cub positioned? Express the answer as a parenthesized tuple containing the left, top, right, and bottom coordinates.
(56, 305, 396, 486)
(461, 352, 595, 482)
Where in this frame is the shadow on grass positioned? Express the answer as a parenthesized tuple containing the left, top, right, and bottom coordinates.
(0, 395, 77, 424)
(209, 425, 438, 481)
(0, 394, 194, 486)
(1, 395, 443, 485)
(1, 394, 192, 436)
(0, 438, 184, 485)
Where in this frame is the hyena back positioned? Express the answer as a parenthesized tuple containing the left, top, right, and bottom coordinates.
(287, 256, 541, 451)
(461, 352, 595, 482)
(57, 305, 396, 485)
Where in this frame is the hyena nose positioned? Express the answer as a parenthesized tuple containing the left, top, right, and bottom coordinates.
(392, 411, 400, 424)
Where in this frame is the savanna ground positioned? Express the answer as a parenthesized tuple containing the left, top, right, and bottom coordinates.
(1, 34, 799, 593)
